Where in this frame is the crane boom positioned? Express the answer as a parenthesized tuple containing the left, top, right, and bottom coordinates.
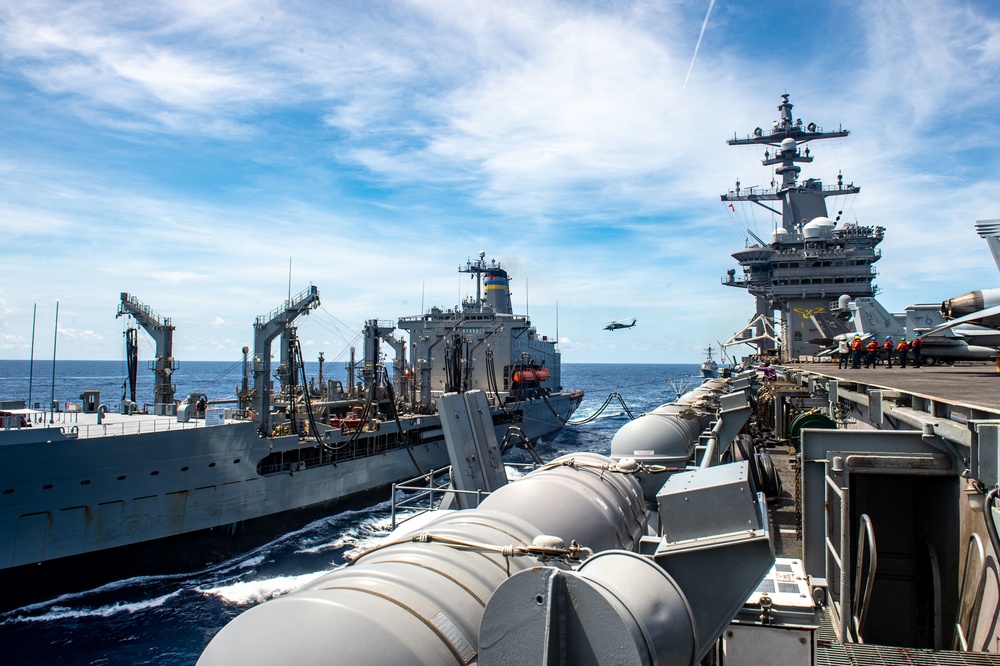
(252, 286, 320, 431)
(116, 292, 177, 415)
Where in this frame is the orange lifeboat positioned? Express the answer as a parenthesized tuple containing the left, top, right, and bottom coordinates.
(512, 368, 551, 383)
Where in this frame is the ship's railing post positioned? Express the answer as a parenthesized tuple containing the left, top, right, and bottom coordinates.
(390, 483, 397, 529)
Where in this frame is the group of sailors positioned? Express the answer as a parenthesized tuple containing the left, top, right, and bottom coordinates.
(838, 333, 923, 369)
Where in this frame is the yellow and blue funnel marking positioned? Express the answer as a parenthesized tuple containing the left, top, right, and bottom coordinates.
(485, 273, 509, 291)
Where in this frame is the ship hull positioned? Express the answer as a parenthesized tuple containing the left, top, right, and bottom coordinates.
(0, 481, 390, 612)
(0, 391, 579, 608)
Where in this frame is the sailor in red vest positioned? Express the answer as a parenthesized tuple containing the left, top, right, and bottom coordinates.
(896, 337, 910, 368)
(850, 335, 863, 368)
(883, 336, 894, 368)
(911, 332, 923, 368)
(865, 339, 879, 368)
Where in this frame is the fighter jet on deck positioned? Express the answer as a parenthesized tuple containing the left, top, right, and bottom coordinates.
(833, 296, 996, 364)
(932, 220, 1000, 334)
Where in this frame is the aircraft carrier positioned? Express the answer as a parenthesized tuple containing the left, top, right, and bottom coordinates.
(0, 255, 582, 608)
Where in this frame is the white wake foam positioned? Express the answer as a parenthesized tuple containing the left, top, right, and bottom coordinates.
(198, 571, 325, 605)
(2, 590, 182, 626)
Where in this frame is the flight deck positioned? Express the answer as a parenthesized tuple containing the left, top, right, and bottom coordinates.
(789, 361, 1000, 412)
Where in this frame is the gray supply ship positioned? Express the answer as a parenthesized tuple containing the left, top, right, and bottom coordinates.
(0, 255, 581, 607)
(202, 94, 1000, 665)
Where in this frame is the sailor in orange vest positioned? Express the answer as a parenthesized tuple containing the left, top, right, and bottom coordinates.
(896, 337, 910, 368)
(883, 335, 893, 368)
(865, 339, 879, 368)
(911, 332, 923, 368)
(850, 335, 863, 368)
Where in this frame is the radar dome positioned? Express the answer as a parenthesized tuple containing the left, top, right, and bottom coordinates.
(780, 137, 797, 153)
(803, 216, 835, 239)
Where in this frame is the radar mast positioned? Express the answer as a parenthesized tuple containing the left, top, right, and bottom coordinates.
(721, 94, 881, 362)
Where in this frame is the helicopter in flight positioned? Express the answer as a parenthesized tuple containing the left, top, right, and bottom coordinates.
(604, 318, 637, 331)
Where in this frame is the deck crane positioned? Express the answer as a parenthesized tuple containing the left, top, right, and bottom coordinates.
(361, 319, 408, 399)
(251, 286, 320, 432)
(116, 293, 176, 415)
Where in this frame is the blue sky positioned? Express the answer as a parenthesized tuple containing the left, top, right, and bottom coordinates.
(2, 0, 1000, 366)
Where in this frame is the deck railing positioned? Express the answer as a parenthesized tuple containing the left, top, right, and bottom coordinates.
(1, 412, 236, 439)
(389, 462, 539, 529)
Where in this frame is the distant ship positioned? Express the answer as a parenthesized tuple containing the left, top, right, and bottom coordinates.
(0, 253, 581, 607)
(700, 345, 719, 378)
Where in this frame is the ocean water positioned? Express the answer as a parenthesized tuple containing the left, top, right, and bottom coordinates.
(0, 361, 703, 664)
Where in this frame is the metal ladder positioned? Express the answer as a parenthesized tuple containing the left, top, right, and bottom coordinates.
(953, 533, 987, 651)
(824, 470, 878, 644)
(851, 513, 878, 643)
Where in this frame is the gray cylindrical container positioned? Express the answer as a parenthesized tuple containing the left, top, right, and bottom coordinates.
(199, 453, 646, 666)
(611, 378, 727, 500)
(479, 550, 697, 666)
(478, 451, 646, 552)
(198, 509, 544, 665)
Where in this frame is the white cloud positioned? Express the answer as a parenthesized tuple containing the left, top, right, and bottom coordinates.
(56, 327, 104, 344)
(1, 0, 999, 363)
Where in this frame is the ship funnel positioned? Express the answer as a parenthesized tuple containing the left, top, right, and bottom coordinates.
(483, 267, 512, 314)
(459, 254, 513, 314)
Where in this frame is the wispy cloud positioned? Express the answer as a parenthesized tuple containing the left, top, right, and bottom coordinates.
(1, 0, 999, 362)
(683, 0, 716, 89)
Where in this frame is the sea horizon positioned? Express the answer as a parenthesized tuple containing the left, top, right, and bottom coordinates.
(0, 359, 706, 409)
(0, 358, 705, 365)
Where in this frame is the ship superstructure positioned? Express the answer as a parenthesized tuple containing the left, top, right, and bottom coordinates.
(395, 253, 563, 411)
(722, 94, 882, 360)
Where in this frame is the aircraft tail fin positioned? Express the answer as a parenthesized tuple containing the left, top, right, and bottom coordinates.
(848, 297, 906, 338)
(905, 304, 959, 338)
(975, 219, 1000, 273)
